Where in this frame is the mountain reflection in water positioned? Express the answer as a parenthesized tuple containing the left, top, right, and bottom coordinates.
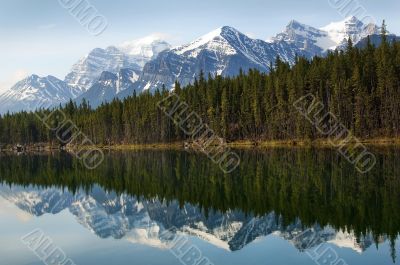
(0, 148, 399, 262)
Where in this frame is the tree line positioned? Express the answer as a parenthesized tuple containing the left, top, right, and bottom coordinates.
(1, 22, 399, 145)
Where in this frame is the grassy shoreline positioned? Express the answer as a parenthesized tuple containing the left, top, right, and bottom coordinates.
(1, 138, 400, 153)
(70, 138, 400, 151)
(228, 138, 400, 148)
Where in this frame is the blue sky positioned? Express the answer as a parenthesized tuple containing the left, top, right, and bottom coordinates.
(0, 0, 399, 92)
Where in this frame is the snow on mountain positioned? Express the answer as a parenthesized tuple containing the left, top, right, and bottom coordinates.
(135, 26, 313, 92)
(0, 185, 380, 253)
(327, 230, 382, 253)
(0, 18, 386, 113)
(0, 185, 75, 215)
(320, 16, 380, 48)
(117, 68, 140, 93)
(64, 46, 142, 92)
(75, 68, 140, 107)
(118, 34, 172, 67)
(58, 19, 384, 99)
(173, 27, 237, 57)
(271, 20, 334, 54)
(65, 37, 171, 92)
(0, 75, 81, 114)
(271, 16, 381, 52)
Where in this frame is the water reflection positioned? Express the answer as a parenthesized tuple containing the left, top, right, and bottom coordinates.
(0, 148, 399, 262)
(0, 185, 381, 253)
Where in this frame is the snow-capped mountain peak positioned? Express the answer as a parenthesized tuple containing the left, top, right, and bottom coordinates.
(271, 19, 334, 52)
(320, 16, 381, 48)
(173, 26, 237, 57)
(321, 16, 362, 33)
(64, 36, 171, 93)
(135, 25, 315, 92)
(75, 68, 140, 107)
(271, 16, 381, 53)
(320, 16, 363, 45)
(11, 74, 76, 100)
(119, 34, 171, 62)
(64, 46, 142, 92)
(0, 19, 390, 113)
(0, 74, 80, 113)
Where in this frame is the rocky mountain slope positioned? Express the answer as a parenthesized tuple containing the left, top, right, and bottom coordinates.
(0, 17, 391, 113)
(0, 75, 81, 113)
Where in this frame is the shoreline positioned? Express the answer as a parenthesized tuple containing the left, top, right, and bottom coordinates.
(2, 138, 400, 153)
(76, 138, 400, 150)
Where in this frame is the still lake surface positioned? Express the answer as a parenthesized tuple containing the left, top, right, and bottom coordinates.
(0, 148, 399, 265)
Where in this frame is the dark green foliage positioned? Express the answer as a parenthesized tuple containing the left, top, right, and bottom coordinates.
(0, 148, 399, 249)
(1, 33, 400, 144)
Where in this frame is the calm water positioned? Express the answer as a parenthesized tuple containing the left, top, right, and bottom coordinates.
(0, 148, 399, 265)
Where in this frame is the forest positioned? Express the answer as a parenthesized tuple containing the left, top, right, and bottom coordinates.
(0, 23, 399, 145)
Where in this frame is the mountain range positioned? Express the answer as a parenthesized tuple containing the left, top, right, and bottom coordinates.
(0, 184, 383, 253)
(0, 16, 393, 113)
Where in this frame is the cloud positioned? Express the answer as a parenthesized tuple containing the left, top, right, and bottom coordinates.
(119, 32, 183, 49)
(0, 69, 29, 93)
(120, 32, 174, 45)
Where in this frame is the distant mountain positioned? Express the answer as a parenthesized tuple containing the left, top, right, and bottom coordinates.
(0, 17, 394, 112)
(118, 35, 172, 68)
(355, 34, 400, 49)
(271, 20, 333, 55)
(131, 17, 383, 93)
(75, 68, 140, 108)
(0, 185, 381, 253)
(0, 75, 81, 114)
(133, 26, 314, 92)
(64, 46, 141, 92)
(65, 37, 171, 92)
(270, 16, 380, 53)
(320, 16, 380, 49)
(0, 37, 171, 113)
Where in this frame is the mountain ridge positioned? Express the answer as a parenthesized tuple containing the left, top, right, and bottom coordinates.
(0, 17, 392, 113)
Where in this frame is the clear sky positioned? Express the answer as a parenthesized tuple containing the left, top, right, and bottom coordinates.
(0, 0, 399, 92)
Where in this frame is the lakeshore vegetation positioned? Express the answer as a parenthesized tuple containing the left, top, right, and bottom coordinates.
(1, 23, 399, 146)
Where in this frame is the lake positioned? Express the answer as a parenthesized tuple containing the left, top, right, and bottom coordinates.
(0, 148, 399, 265)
